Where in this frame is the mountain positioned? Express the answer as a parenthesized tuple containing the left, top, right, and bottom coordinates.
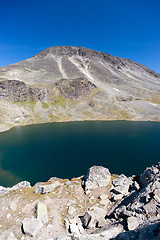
(0, 46, 160, 131)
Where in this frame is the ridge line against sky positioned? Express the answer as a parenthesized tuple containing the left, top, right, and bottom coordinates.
(0, 0, 159, 73)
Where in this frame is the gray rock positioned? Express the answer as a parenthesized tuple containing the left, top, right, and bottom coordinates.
(0, 181, 31, 197)
(93, 222, 125, 239)
(85, 166, 111, 191)
(69, 216, 84, 234)
(22, 216, 43, 237)
(69, 223, 80, 235)
(0, 186, 10, 196)
(127, 216, 139, 230)
(143, 199, 158, 217)
(35, 202, 48, 223)
(153, 189, 160, 203)
(111, 174, 133, 196)
(115, 221, 160, 240)
(35, 181, 61, 194)
(11, 181, 31, 190)
(81, 206, 106, 229)
(81, 212, 92, 228)
(139, 162, 160, 188)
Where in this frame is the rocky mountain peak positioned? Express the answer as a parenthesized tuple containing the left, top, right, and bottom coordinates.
(33, 46, 108, 59)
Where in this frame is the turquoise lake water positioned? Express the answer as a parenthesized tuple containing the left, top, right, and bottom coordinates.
(0, 121, 160, 187)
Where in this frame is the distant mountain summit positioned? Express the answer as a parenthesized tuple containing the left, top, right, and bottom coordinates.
(0, 46, 160, 131)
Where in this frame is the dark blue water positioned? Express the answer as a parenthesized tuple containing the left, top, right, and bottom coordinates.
(0, 121, 160, 187)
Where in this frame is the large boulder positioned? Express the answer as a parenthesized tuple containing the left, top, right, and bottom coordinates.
(84, 166, 111, 192)
(22, 217, 43, 237)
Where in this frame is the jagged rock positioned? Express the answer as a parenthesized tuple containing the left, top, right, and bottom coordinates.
(81, 212, 92, 228)
(55, 78, 96, 99)
(0, 186, 9, 196)
(84, 166, 111, 192)
(111, 174, 133, 196)
(69, 216, 84, 235)
(35, 181, 61, 194)
(11, 181, 31, 191)
(143, 199, 158, 217)
(93, 222, 125, 239)
(153, 189, 160, 203)
(0, 181, 31, 197)
(127, 216, 139, 230)
(81, 206, 106, 228)
(22, 217, 43, 237)
(139, 162, 160, 188)
(35, 202, 48, 223)
(7, 232, 17, 240)
(115, 221, 160, 240)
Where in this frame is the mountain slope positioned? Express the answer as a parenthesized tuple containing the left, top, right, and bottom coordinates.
(0, 46, 160, 131)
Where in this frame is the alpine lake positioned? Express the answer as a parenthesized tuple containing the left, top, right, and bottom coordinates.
(0, 120, 160, 187)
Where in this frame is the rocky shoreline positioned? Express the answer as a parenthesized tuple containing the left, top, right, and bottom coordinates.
(0, 163, 160, 239)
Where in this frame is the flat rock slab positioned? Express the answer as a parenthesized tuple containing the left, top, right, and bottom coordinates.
(35, 202, 48, 223)
(35, 181, 61, 194)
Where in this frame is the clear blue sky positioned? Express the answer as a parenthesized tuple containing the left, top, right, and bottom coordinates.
(0, 0, 160, 73)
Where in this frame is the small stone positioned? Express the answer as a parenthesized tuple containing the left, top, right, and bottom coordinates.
(113, 194, 124, 201)
(7, 232, 17, 240)
(35, 202, 48, 223)
(22, 216, 43, 237)
(68, 206, 76, 216)
(7, 214, 11, 219)
(10, 202, 17, 211)
(127, 216, 139, 230)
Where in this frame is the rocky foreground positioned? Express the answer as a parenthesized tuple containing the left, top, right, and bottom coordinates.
(0, 163, 160, 239)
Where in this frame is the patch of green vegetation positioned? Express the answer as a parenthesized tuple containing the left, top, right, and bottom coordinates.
(14, 100, 37, 112)
(118, 110, 132, 120)
(41, 102, 49, 109)
(55, 95, 68, 108)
